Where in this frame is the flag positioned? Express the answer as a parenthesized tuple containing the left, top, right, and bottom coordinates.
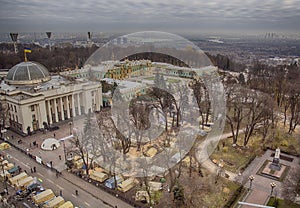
(24, 47, 32, 53)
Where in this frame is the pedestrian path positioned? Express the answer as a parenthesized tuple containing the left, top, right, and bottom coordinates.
(198, 130, 243, 181)
(240, 189, 269, 208)
(3, 127, 69, 171)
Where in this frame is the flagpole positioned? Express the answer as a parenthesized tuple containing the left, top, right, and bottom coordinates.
(24, 51, 27, 62)
(24, 48, 31, 62)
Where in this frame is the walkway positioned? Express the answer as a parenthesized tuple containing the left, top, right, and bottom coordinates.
(3, 122, 72, 171)
(241, 189, 270, 208)
(197, 130, 243, 181)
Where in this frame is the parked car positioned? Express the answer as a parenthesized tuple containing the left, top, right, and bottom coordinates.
(16, 189, 30, 197)
(27, 183, 44, 193)
(48, 125, 59, 131)
(14, 189, 31, 201)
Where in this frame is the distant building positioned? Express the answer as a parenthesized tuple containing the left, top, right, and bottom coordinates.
(61, 60, 218, 108)
(102, 78, 147, 106)
(61, 60, 152, 80)
(0, 61, 102, 135)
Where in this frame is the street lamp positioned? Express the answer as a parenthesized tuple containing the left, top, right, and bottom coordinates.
(172, 110, 176, 127)
(69, 122, 72, 135)
(270, 182, 276, 196)
(248, 175, 255, 190)
(63, 140, 67, 161)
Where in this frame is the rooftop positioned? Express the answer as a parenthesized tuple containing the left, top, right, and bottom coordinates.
(6, 61, 50, 85)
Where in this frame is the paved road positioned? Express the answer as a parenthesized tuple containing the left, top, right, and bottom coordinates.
(3, 146, 133, 208)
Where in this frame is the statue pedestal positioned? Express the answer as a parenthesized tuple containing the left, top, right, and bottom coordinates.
(269, 148, 282, 171)
(269, 162, 281, 171)
(262, 161, 286, 179)
(269, 158, 281, 171)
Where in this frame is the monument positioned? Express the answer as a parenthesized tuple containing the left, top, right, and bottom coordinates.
(269, 148, 281, 171)
(260, 147, 288, 180)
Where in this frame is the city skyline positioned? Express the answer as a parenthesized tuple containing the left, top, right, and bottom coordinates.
(0, 0, 300, 34)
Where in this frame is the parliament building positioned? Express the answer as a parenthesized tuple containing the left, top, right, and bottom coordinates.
(0, 61, 102, 135)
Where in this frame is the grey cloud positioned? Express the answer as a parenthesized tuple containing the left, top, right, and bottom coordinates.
(0, 0, 299, 32)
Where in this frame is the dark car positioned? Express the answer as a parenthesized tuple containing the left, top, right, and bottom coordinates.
(14, 189, 30, 200)
(27, 183, 44, 193)
(48, 125, 59, 131)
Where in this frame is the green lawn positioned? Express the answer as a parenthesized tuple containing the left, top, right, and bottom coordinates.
(202, 178, 241, 208)
(210, 138, 257, 173)
(265, 128, 300, 155)
(267, 197, 300, 208)
(209, 126, 300, 174)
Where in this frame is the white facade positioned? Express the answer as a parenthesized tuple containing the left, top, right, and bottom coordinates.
(1, 75, 102, 135)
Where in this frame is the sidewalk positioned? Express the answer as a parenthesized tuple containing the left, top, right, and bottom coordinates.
(61, 171, 134, 208)
(241, 189, 269, 208)
(4, 122, 72, 171)
(199, 130, 243, 181)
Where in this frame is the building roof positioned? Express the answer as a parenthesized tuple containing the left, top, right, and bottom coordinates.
(6, 61, 50, 85)
(0, 74, 100, 103)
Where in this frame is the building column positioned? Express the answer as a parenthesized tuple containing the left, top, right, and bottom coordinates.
(72, 94, 76, 117)
(77, 93, 81, 115)
(60, 97, 65, 121)
(82, 91, 88, 114)
(66, 96, 70, 119)
(96, 86, 102, 111)
(47, 100, 53, 124)
(38, 102, 47, 129)
(53, 98, 58, 123)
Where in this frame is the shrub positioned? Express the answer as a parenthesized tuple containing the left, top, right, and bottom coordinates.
(287, 145, 297, 155)
(239, 155, 256, 172)
(280, 139, 289, 147)
(223, 146, 229, 153)
(223, 186, 243, 208)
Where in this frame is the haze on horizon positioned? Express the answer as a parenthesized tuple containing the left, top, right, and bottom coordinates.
(0, 0, 300, 35)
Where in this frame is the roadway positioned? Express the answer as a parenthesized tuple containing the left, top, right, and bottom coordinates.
(3, 146, 133, 208)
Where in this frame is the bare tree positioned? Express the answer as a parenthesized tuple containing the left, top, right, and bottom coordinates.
(148, 87, 173, 131)
(242, 92, 274, 146)
(174, 83, 189, 127)
(129, 100, 152, 151)
(0, 102, 9, 137)
(288, 89, 300, 134)
(225, 84, 247, 145)
(191, 80, 211, 129)
(72, 113, 104, 175)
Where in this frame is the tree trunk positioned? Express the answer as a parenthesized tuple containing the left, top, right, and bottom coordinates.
(189, 156, 192, 178)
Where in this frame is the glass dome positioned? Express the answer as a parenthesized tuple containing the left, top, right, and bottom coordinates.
(6, 61, 51, 85)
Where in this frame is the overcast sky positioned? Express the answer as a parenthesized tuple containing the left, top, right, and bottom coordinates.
(0, 0, 299, 34)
